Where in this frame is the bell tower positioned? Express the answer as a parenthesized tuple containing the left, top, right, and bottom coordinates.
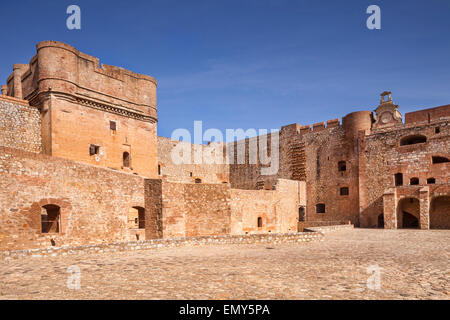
(373, 91, 402, 128)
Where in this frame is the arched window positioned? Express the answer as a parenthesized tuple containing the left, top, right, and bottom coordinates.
(41, 205, 61, 233)
(432, 156, 449, 164)
(394, 173, 403, 186)
(316, 203, 325, 213)
(257, 217, 263, 228)
(427, 178, 436, 184)
(400, 135, 427, 146)
(410, 177, 419, 185)
(338, 161, 346, 172)
(123, 152, 130, 168)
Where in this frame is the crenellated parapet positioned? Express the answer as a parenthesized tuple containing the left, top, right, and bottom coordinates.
(4, 41, 157, 123)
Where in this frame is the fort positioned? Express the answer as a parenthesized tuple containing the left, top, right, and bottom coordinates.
(0, 41, 449, 251)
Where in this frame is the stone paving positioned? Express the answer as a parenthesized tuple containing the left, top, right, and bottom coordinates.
(0, 229, 448, 299)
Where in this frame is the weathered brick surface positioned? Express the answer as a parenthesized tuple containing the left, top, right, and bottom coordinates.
(359, 115, 450, 228)
(1, 41, 449, 253)
(158, 136, 229, 183)
(4, 41, 158, 178)
(0, 147, 145, 250)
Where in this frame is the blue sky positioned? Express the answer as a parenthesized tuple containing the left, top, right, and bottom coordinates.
(1, 0, 450, 138)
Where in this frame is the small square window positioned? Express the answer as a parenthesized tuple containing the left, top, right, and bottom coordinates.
(435, 127, 440, 134)
(110, 121, 117, 131)
(89, 144, 100, 156)
(316, 203, 325, 213)
(340, 187, 349, 196)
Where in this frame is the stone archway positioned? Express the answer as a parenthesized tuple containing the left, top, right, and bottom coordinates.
(430, 196, 450, 229)
(397, 198, 420, 229)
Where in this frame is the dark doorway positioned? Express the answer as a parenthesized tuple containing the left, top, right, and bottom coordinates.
(397, 198, 420, 229)
(394, 173, 403, 186)
(123, 152, 130, 167)
(41, 205, 61, 233)
(402, 212, 419, 228)
(377, 214, 384, 228)
(298, 207, 305, 222)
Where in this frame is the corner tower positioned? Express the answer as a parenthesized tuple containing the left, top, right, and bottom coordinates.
(3, 41, 158, 177)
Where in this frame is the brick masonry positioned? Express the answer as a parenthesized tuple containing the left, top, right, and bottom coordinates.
(0, 146, 145, 251)
(0, 42, 449, 252)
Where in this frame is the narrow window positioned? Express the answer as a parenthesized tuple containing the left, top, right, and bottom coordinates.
(195, 178, 202, 184)
(338, 161, 346, 172)
(110, 120, 117, 131)
(427, 178, 436, 184)
(189, 172, 193, 177)
(432, 156, 449, 164)
(340, 187, 349, 196)
(400, 135, 427, 146)
(316, 203, 325, 213)
(298, 207, 305, 222)
(89, 144, 100, 156)
(123, 152, 130, 167)
(257, 217, 263, 228)
(394, 173, 403, 186)
(435, 127, 440, 134)
(41, 205, 60, 234)
(158, 165, 161, 175)
(410, 177, 419, 185)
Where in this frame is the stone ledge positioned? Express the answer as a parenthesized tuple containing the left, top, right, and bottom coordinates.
(0, 94, 31, 107)
(0, 232, 325, 260)
(304, 224, 354, 233)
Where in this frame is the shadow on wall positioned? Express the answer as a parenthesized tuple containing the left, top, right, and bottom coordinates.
(430, 196, 450, 229)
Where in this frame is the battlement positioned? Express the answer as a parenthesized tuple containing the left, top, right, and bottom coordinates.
(4, 41, 157, 121)
(404, 104, 450, 124)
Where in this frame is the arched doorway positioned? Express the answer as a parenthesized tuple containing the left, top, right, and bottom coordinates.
(430, 196, 450, 229)
(397, 198, 420, 229)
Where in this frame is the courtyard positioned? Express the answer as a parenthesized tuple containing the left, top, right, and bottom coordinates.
(0, 229, 448, 300)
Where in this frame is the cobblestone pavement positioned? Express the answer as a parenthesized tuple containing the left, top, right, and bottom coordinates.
(0, 229, 448, 299)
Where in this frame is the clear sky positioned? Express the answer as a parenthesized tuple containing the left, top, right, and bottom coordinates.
(1, 0, 449, 138)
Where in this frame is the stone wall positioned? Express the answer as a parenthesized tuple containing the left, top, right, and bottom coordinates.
(0, 96, 41, 153)
(0, 147, 145, 251)
(0, 231, 324, 260)
(230, 179, 304, 234)
(158, 136, 229, 184)
(302, 112, 372, 226)
(359, 116, 450, 228)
